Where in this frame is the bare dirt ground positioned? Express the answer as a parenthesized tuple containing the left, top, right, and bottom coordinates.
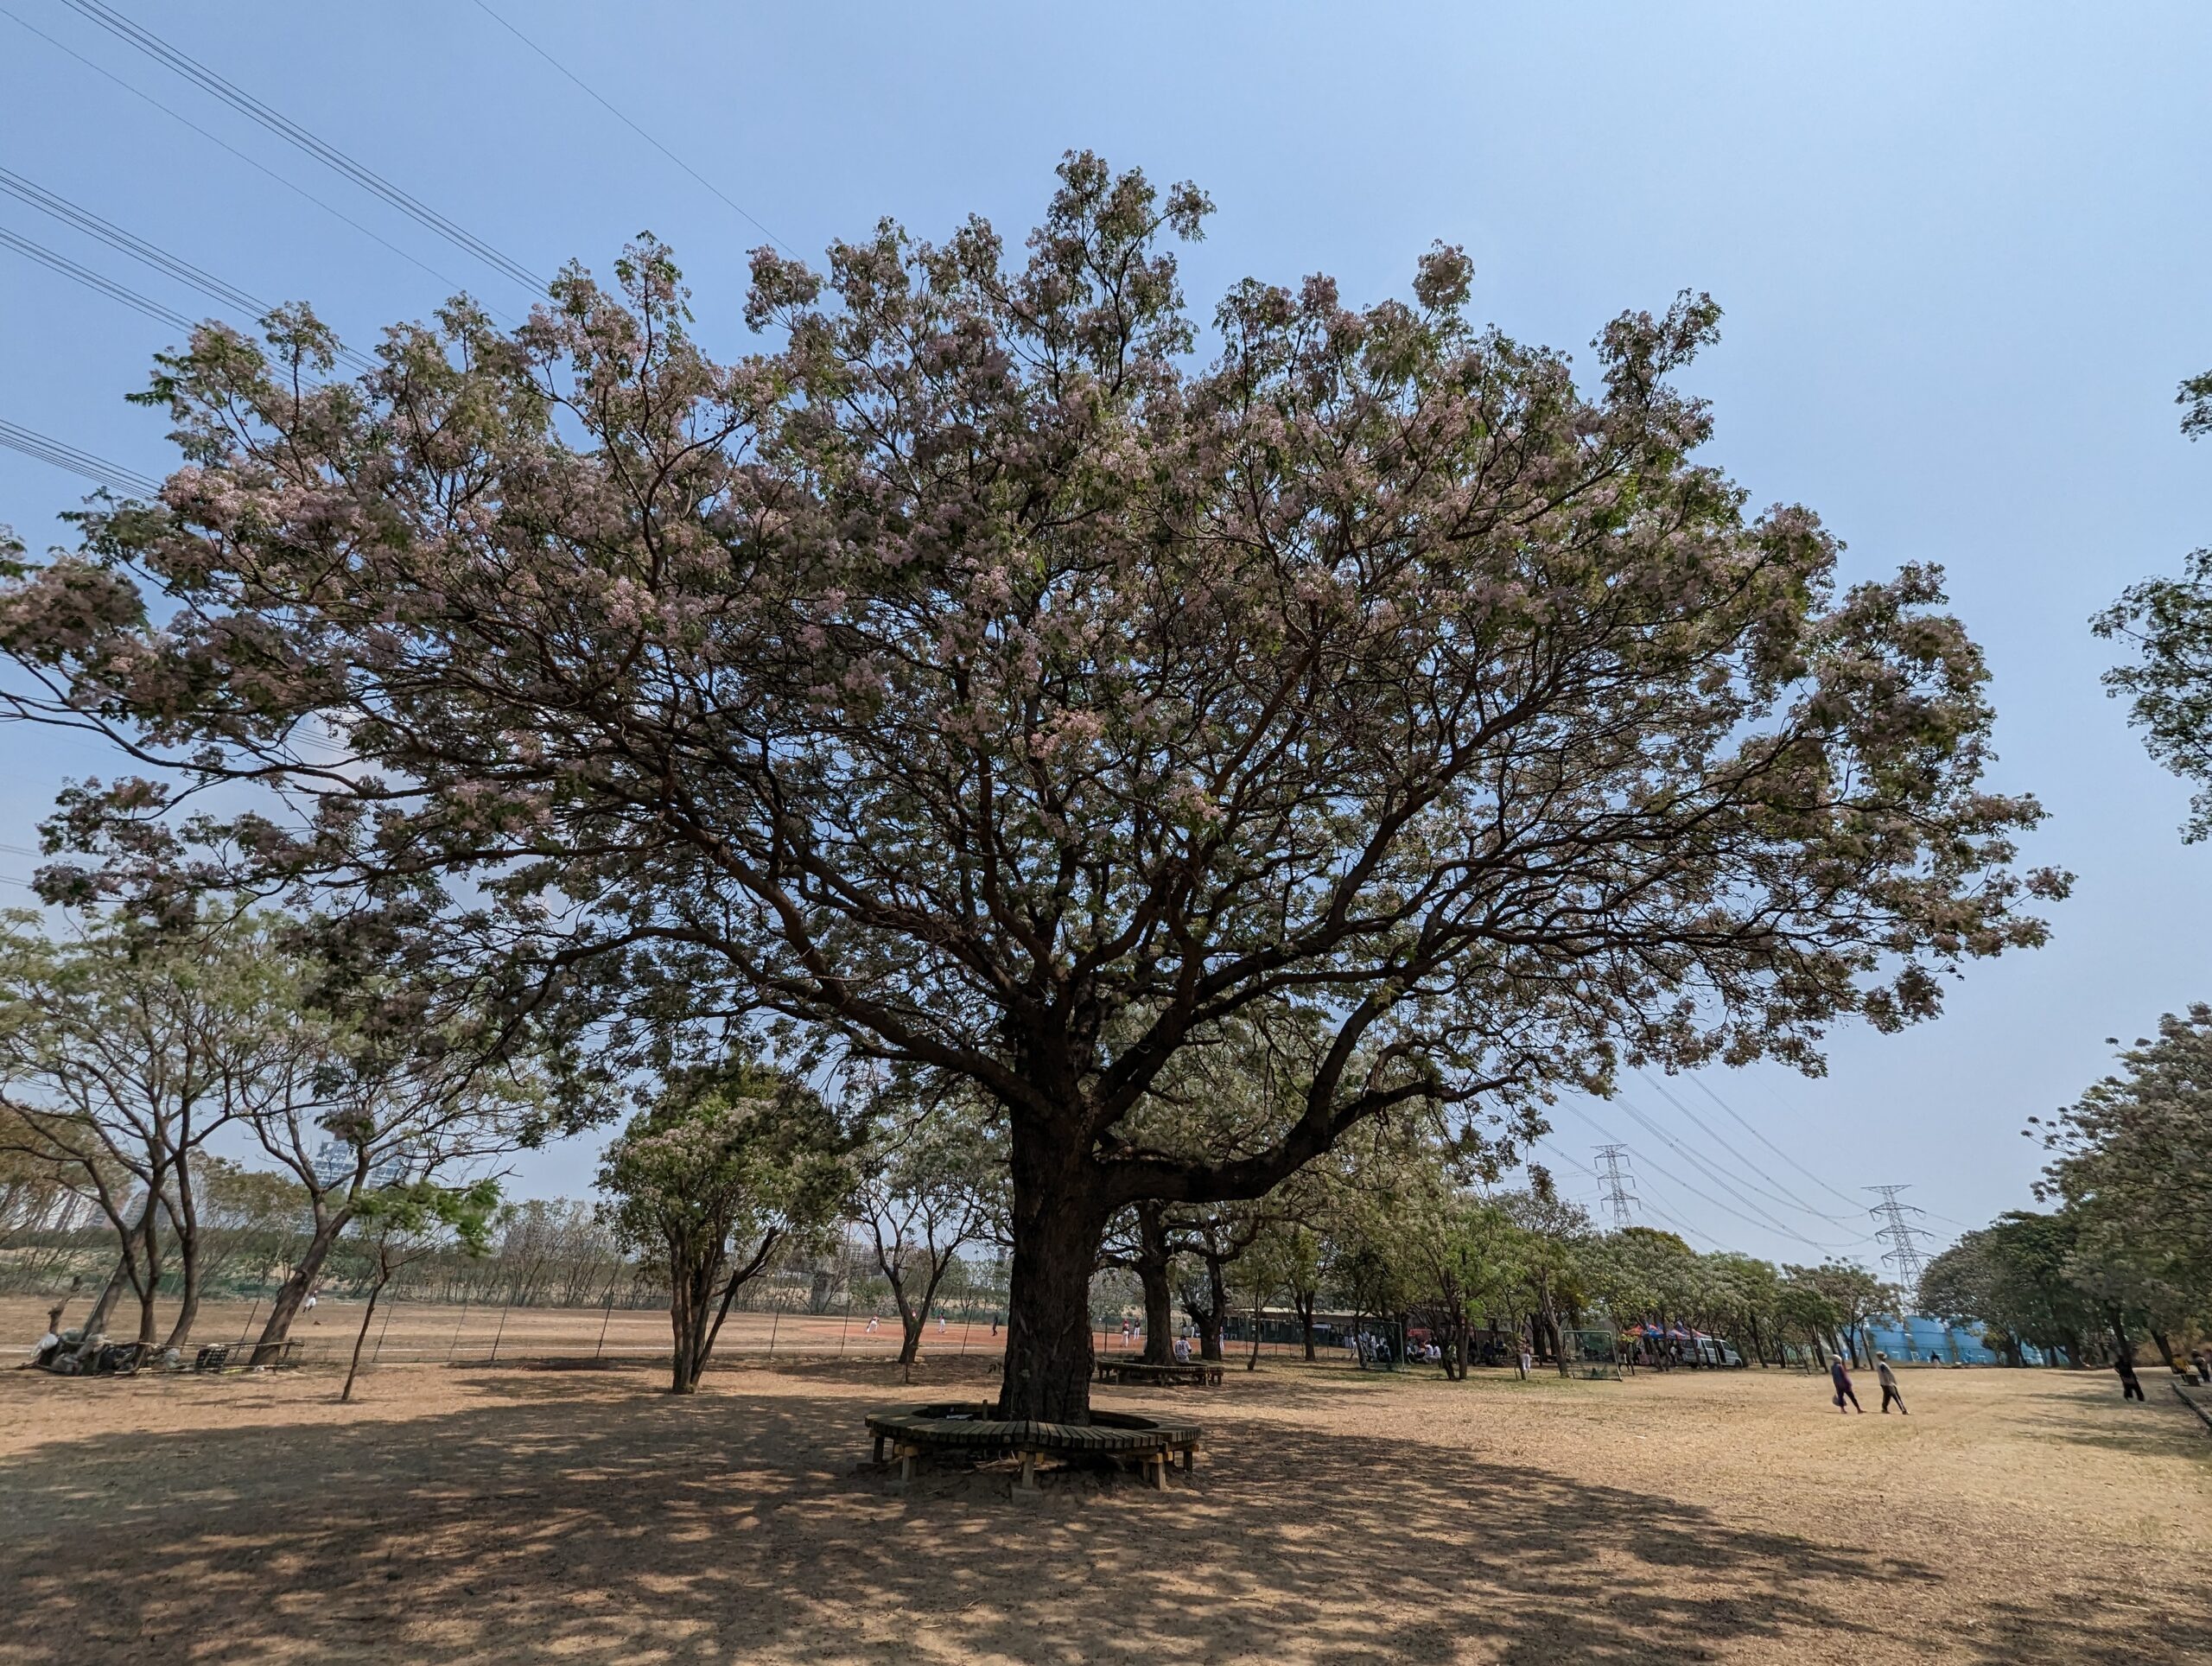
(0, 1351, 2203, 1665)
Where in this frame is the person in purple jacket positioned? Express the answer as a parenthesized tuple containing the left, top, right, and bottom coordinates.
(1830, 1353, 1864, 1414)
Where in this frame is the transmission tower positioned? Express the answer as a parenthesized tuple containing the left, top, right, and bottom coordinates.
(1866, 1185, 1936, 1295)
(1595, 1144, 1638, 1230)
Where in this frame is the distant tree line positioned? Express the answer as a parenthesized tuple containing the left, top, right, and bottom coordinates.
(1922, 1007, 2212, 1373)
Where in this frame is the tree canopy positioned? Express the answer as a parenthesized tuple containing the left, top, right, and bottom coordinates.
(2095, 365, 2212, 837)
(0, 155, 2059, 1419)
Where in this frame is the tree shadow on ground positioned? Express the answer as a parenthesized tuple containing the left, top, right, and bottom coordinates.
(1999, 1383, 2208, 1459)
(0, 1377, 2202, 1664)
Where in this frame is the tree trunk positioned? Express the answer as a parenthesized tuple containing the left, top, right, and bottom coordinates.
(162, 1213, 200, 1352)
(997, 1129, 1106, 1425)
(2151, 1328, 2179, 1372)
(1135, 1203, 1176, 1365)
(78, 1250, 133, 1344)
(340, 1272, 385, 1402)
(1294, 1288, 1317, 1362)
(162, 1167, 204, 1352)
(1179, 1250, 1227, 1362)
(2107, 1309, 2134, 1369)
(132, 1198, 162, 1348)
(669, 1248, 707, 1394)
(1198, 1255, 1228, 1362)
(251, 1209, 350, 1366)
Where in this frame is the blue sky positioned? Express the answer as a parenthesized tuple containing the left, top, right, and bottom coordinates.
(2, 2, 2206, 1269)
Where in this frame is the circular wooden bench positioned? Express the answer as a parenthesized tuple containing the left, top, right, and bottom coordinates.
(865, 1402, 1204, 1491)
(1093, 1358, 1224, 1387)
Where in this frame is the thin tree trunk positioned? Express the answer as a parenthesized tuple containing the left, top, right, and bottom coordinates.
(340, 1269, 385, 1402)
(898, 1256, 952, 1368)
(133, 1195, 162, 1348)
(1295, 1289, 1317, 1362)
(78, 1246, 135, 1344)
(162, 1182, 201, 1353)
(1198, 1255, 1228, 1362)
(872, 1220, 925, 1367)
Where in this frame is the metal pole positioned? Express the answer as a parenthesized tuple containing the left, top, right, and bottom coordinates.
(447, 1292, 472, 1363)
(234, 1231, 297, 1343)
(487, 1288, 514, 1364)
(766, 1296, 782, 1358)
(370, 1294, 397, 1365)
(837, 1280, 854, 1358)
(594, 1269, 620, 1360)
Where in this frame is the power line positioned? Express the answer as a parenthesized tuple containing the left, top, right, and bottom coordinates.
(464, 0, 791, 254)
(1684, 1072, 1988, 1237)
(1554, 1098, 1870, 1254)
(57, 0, 543, 293)
(0, 223, 197, 332)
(1608, 1091, 1812, 1239)
(0, 4, 487, 307)
(0, 167, 374, 372)
(1688, 1073, 1869, 1211)
(2, 166, 263, 313)
(1535, 1135, 1724, 1250)
(1635, 1071, 1859, 1224)
(0, 419, 159, 495)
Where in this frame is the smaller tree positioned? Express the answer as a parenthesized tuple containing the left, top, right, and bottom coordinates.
(1775, 1277, 1841, 1366)
(1504, 1173, 1593, 1377)
(340, 1179, 501, 1402)
(1169, 1200, 1279, 1364)
(598, 1059, 853, 1394)
(1784, 1261, 1898, 1367)
(852, 1085, 1005, 1366)
(194, 1159, 309, 1295)
(1582, 1226, 1702, 1359)
(1694, 1252, 1783, 1366)
(0, 906, 307, 1351)
(242, 950, 556, 1366)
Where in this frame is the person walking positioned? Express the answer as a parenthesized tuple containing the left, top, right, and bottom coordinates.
(2115, 1354, 2145, 1402)
(1830, 1353, 1864, 1413)
(1875, 1353, 1907, 1415)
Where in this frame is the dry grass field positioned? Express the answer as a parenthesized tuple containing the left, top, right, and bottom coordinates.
(0, 1347, 2204, 1665)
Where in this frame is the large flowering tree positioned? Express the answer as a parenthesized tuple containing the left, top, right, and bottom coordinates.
(0, 156, 2059, 1421)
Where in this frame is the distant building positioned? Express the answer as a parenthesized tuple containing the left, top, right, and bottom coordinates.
(1863, 1314, 2041, 1365)
(308, 1141, 411, 1191)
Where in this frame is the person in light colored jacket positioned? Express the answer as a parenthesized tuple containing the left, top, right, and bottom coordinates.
(1875, 1353, 1907, 1415)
